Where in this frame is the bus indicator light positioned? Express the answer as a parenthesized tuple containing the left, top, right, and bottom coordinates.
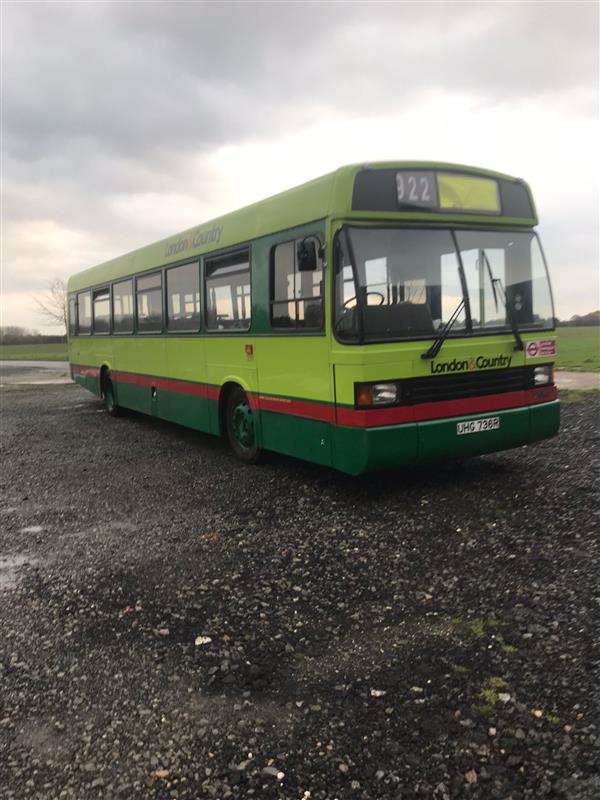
(356, 384, 373, 407)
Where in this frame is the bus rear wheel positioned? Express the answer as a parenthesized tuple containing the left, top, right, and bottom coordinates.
(225, 386, 261, 463)
(103, 375, 122, 417)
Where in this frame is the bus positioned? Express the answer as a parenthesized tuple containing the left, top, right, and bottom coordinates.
(67, 161, 559, 474)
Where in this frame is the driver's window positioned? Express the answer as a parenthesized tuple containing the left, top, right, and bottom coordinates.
(341, 265, 355, 305)
(335, 236, 354, 313)
(364, 258, 388, 303)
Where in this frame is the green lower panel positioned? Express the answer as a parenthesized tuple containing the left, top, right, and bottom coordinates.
(111, 380, 212, 433)
(416, 407, 530, 464)
(161, 391, 210, 433)
(333, 423, 418, 475)
(530, 399, 560, 441)
(114, 380, 150, 416)
(333, 401, 560, 474)
(73, 373, 100, 396)
(259, 410, 332, 466)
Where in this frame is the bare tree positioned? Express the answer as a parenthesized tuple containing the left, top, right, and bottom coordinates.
(34, 279, 68, 334)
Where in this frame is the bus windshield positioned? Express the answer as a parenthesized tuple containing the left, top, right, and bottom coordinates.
(334, 227, 554, 343)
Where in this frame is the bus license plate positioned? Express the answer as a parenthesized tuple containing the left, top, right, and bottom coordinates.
(456, 417, 500, 435)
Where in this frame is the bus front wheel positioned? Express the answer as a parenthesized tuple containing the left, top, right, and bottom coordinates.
(225, 386, 261, 464)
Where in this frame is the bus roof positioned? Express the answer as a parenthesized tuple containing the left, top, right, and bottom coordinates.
(67, 161, 536, 293)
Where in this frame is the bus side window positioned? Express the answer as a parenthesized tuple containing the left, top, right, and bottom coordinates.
(112, 279, 134, 333)
(92, 288, 110, 334)
(205, 250, 251, 331)
(136, 272, 163, 333)
(167, 262, 200, 332)
(271, 237, 323, 330)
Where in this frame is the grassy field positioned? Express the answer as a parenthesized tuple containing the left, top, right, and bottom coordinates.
(0, 343, 68, 361)
(555, 326, 600, 372)
(0, 327, 598, 370)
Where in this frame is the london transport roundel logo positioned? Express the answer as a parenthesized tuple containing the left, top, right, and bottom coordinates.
(527, 341, 539, 357)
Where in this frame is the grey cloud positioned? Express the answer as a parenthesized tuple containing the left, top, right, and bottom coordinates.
(2, 1, 598, 313)
(4, 2, 597, 165)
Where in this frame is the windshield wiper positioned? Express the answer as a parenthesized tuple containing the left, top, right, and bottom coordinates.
(481, 250, 524, 352)
(421, 299, 465, 360)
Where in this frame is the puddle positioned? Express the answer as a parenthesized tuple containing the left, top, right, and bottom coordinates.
(0, 554, 39, 591)
(0, 361, 71, 386)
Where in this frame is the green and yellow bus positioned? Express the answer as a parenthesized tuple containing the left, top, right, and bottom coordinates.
(67, 162, 559, 474)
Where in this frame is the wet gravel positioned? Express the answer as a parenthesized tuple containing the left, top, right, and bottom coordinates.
(1, 383, 599, 800)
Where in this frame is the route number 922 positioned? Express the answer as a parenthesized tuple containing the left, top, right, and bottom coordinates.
(396, 170, 438, 209)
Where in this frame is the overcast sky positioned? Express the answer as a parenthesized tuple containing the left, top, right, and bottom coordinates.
(1, 0, 598, 332)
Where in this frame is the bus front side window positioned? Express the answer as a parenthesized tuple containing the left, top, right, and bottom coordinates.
(68, 296, 77, 336)
(271, 237, 323, 330)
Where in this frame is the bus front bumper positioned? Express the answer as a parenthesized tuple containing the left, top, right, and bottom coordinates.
(332, 400, 560, 474)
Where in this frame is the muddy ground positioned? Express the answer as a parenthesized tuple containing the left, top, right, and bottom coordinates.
(0, 382, 599, 800)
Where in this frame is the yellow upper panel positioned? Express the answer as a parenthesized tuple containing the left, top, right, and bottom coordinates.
(438, 174, 500, 213)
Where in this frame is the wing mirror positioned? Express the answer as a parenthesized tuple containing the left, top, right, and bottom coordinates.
(297, 238, 318, 272)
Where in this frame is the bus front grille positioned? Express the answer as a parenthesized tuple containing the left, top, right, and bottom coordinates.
(404, 366, 534, 405)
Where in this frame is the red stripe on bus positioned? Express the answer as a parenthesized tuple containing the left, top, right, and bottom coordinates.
(72, 365, 556, 427)
(336, 405, 415, 427)
(111, 370, 218, 400)
(255, 394, 336, 423)
(106, 371, 332, 420)
(337, 387, 557, 428)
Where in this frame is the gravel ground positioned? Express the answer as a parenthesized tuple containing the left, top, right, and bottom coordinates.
(1, 383, 599, 800)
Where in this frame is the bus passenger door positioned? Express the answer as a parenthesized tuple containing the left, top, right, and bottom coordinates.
(250, 225, 333, 467)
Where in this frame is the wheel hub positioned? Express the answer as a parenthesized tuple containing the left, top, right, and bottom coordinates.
(232, 402, 254, 448)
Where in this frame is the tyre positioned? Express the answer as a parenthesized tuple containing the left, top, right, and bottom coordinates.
(103, 375, 122, 417)
(225, 386, 261, 463)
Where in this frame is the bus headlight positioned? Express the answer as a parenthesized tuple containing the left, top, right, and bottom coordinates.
(355, 382, 399, 407)
(534, 365, 553, 386)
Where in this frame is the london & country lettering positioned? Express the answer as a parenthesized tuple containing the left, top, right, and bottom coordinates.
(430, 355, 512, 374)
(164, 225, 223, 258)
